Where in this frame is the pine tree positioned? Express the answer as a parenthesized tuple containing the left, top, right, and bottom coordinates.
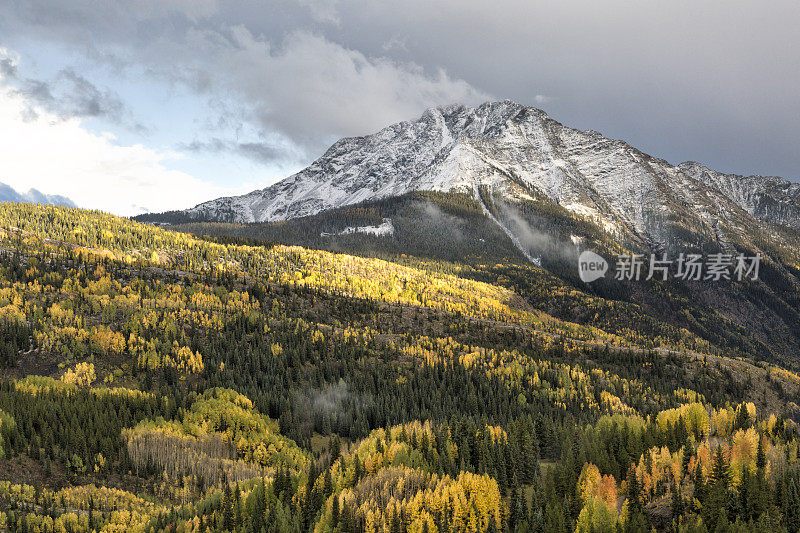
(222, 484, 235, 532)
(694, 461, 705, 501)
(88, 496, 97, 532)
(786, 478, 800, 533)
(509, 487, 521, 530)
(681, 438, 692, 480)
(234, 483, 243, 530)
(331, 495, 340, 528)
(671, 486, 684, 520)
(340, 499, 354, 533)
(323, 469, 333, 497)
(734, 403, 750, 431)
(354, 456, 364, 484)
(251, 480, 266, 533)
(543, 500, 567, 533)
(703, 446, 730, 530)
(710, 446, 729, 489)
(626, 464, 641, 513)
(756, 437, 766, 471)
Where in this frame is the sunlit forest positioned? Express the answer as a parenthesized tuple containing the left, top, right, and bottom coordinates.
(1, 203, 800, 532)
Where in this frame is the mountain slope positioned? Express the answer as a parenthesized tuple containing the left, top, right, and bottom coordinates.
(6, 203, 800, 532)
(140, 101, 800, 366)
(678, 161, 800, 229)
(151, 101, 796, 248)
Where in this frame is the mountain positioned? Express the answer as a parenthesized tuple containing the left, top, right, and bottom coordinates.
(678, 161, 800, 230)
(0, 109, 795, 533)
(0, 182, 75, 207)
(146, 101, 798, 247)
(139, 101, 800, 369)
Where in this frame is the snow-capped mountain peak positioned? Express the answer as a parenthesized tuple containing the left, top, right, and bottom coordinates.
(176, 101, 799, 241)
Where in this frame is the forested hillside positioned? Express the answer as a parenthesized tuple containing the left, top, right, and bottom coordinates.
(1, 203, 800, 532)
(168, 191, 800, 367)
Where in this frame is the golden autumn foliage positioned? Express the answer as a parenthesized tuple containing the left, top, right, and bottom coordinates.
(60, 362, 96, 387)
(635, 446, 682, 502)
(656, 402, 710, 438)
(125, 388, 308, 487)
(314, 421, 503, 533)
(0, 201, 721, 357)
(576, 463, 625, 532)
(0, 479, 163, 532)
(1, 196, 800, 533)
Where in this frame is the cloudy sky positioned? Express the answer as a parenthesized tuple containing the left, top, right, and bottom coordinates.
(0, 1, 798, 216)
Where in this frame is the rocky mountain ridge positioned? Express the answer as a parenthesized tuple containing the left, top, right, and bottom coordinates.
(157, 101, 797, 249)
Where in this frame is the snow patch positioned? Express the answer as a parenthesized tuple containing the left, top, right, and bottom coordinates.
(321, 218, 394, 237)
(564, 203, 618, 234)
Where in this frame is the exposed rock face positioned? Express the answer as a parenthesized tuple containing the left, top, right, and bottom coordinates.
(678, 161, 800, 230)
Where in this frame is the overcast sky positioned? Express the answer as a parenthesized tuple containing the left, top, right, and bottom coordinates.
(0, 1, 797, 215)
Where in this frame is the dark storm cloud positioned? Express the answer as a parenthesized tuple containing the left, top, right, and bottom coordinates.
(1, 0, 797, 181)
(0, 52, 133, 126)
(0, 57, 17, 78)
(17, 68, 129, 124)
(0, 1, 490, 151)
(238, 142, 285, 164)
(180, 137, 286, 164)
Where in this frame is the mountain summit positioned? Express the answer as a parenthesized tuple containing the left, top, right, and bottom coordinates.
(0, 182, 75, 208)
(159, 101, 799, 245)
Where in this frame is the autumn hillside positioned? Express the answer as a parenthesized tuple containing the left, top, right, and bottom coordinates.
(0, 203, 798, 532)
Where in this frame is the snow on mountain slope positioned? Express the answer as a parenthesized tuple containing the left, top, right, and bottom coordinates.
(678, 161, 800, 230)
(321, 218, 394, 238)
(179, 101, 797, 247)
